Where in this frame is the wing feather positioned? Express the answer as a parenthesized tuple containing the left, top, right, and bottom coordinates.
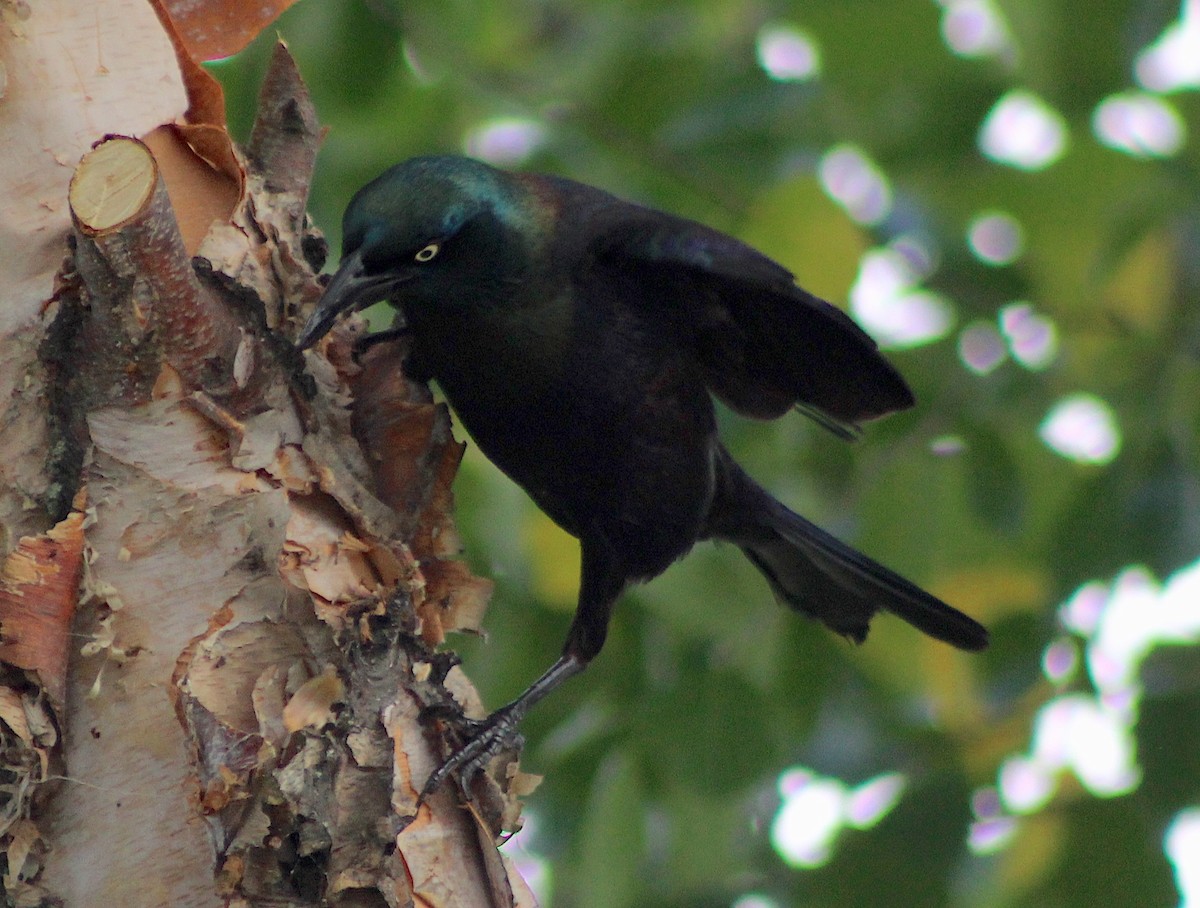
(595, 212, 915, 430)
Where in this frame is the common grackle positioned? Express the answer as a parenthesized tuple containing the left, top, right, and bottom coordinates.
(297, 155, 988, 795)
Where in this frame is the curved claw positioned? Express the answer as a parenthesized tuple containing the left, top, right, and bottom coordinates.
(418, 705, 526, 805)
(417, 654, 587, 805)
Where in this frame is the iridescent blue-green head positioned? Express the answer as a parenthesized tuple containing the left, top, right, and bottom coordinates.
(296, 155, 539, 349)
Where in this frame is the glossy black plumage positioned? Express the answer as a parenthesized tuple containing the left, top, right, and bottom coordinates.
(297, 155, 987, 792)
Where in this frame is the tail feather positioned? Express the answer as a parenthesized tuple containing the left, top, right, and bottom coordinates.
(748, 499, 987, 650)
(708, 450, 988, 651)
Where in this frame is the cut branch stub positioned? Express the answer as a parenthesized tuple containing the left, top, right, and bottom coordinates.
(69, 135, 243, 397)
(69, 139, 159, 232)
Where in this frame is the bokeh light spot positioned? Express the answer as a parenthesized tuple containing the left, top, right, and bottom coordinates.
(968, 815, 1018, 854)
(959, 321, 1007, 374)
(850, 249, 953, 348)
(1165, 808, 1200, 907)
(757, 24, 821, 82)
(972, 787, 1002, 819)
(976, 557, 1200, 864)
(1043, 696, 1139, 795)
(771, 768, 907, 869)
(501, 810, 553, 905)
(819, 145, 892, 224)
(1093, 92, 1185, 158)
(401, 40, 435, 84)
(1135, 0, 1200, 91)
(1039, 394, 1120, 464)
(1088, 566, 1200, 694)
(1000, 302, 1058, 368)
(733, 895, 782, 908)
(930, 434, 966, 456)
(463, 117, 547, 166)
(999, 755, 1054, 813)
(938, 0, 1013, 58)
(1042, 638, 1078, 683)
(888, 233, 938, 280)
(772, 776, 844, 867)
(846, 773, 906, 828)
(968, 211, 1024, 265)
(979, 90, 1068, 170)
(1060, 581, 1108, 635)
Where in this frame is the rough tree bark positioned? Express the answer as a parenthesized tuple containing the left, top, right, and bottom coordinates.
(0, 4, 535, 906)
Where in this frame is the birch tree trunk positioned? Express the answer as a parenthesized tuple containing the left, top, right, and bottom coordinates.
(0, 5, 534, 906)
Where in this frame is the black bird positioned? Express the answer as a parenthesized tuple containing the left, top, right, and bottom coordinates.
(297, 155, 988, 793)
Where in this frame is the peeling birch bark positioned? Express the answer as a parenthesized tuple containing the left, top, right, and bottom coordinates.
(0, 19, 537, 907)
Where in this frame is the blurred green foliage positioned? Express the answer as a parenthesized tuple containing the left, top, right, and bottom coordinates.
(213, 2, 1200, 905)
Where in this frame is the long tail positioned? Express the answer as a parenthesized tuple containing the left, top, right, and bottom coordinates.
(706, 449, 988, 651)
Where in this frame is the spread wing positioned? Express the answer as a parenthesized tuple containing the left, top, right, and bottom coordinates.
(594, 211, 915, 434)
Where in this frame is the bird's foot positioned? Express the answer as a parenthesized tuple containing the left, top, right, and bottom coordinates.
(417, 654, 586, 804)
(418, 704, 527, 804)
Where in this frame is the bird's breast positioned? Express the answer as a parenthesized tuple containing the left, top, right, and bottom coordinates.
(401, 294, 574, 468)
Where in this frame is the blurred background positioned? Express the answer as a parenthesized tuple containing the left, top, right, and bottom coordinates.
(213, 2, 1199, 905)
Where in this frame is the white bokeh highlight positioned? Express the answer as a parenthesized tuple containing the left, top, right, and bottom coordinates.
(971, 556, 1200, 889)
(1000, 303, 1058, 369)
(1093, 93, 1186, 158)
(850, 249, 954, 348)
(1166, 809, 1200, 908)
(1039, 394, 1120, 464)
(771, 769, 907, 868)
(968, 211, 1024, 265)
(819, 145, 893, 225)
(463, 117, 547, 166)
(937, 0, 1014, 59)
(757, 24, 821, 82)
(1136, 0, 1200, 91)
(979, 91, 1068, 170)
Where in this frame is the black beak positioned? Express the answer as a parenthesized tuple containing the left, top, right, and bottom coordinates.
(296, 250, 407, 350)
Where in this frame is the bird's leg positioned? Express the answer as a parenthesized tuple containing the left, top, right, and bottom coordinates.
(419, 539, 625, 802)
(418, 653, 587, 802)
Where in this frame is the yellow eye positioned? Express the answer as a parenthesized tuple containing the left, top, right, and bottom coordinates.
(414, 243, 440, 263)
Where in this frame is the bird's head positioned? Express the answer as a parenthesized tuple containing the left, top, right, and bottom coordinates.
(296, 155, 533, 349)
